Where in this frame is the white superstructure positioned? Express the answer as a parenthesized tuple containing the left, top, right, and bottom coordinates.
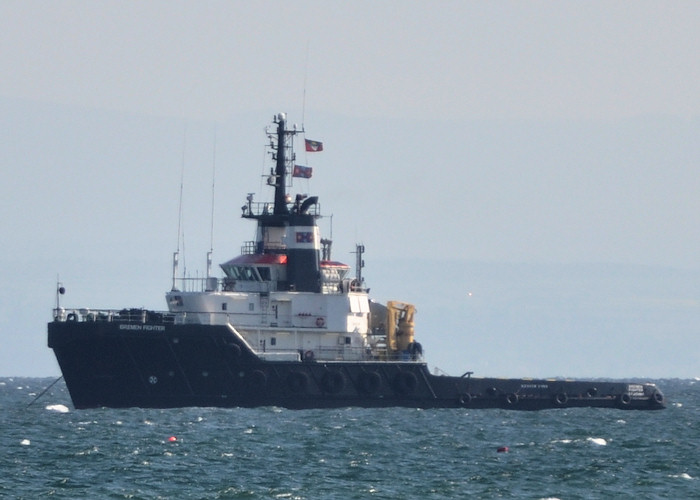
(164, 113, 418, 363)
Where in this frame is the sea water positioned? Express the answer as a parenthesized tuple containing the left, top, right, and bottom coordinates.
(1, 378, 697, 499)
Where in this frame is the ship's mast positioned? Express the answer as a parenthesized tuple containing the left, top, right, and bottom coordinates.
(236, 113, 323, 293)
(354, 244, 365, 285)
(272, 113, 293, 215)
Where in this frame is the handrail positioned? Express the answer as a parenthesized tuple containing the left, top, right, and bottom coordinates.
(53, 307, 175, 324)
(171, 276, 220, 293)
(52, 308, 424, 363)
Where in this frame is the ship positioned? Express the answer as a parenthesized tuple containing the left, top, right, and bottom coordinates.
(48, 113, 665, 411)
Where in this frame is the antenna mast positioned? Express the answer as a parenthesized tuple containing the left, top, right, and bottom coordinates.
(207, 130, 217, 279)
(302, 41, 309, 127)
(354, 244, 365, 285)
(173, 126, 187, 291)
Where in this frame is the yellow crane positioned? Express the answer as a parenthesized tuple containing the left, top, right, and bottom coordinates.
(386, 301, 416, 354)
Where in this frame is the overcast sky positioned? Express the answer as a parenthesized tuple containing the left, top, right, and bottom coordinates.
(2, 2, 698, 121)
(1, 1, 698, 378)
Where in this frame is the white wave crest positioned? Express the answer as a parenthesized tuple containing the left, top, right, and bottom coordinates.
(45, 404, 70, 413)
(670, 473, 693, 480)
(587, 437, 607, 446)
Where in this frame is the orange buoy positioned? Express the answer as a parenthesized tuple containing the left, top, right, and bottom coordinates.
(168, 436, 177, 442)
(497, 446, 509, 453)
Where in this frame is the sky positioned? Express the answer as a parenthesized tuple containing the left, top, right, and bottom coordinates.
(0, 1, 698, 379)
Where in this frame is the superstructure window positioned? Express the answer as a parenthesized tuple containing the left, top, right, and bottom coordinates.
(241, 267, 256, 281)
(222, 265, 261, 281)
(321, 267, 350, 283)
(257, 267, 271, 281)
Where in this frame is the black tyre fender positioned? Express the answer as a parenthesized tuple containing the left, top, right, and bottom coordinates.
(287, 371, 309, 393)
(393, 371, 418, 395)
(250, 370, 267, 390)
(358, 371, 381, 395)
(225, 342, 242, 358)
(321, 370, 345, 394)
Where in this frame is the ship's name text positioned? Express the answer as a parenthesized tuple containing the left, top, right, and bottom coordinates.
(119, 324, 166, 332)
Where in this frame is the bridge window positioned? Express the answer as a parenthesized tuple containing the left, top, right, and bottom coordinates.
(257, 267, 271, 281)
(221, 265, 262, 281)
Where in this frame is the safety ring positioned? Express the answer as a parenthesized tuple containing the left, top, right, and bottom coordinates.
(315, 317, 325, 327)
(554, 393, 568, 405)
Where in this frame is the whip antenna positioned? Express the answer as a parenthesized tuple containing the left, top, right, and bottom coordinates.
(207, 129, 217, 279)
(302, 41, 309, 127)
(173, 126, 187, 290)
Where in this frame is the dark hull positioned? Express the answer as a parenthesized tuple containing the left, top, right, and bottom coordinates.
(48, 320, 665, 411)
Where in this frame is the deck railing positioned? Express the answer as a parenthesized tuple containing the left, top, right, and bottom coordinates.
(171, 276, 220, 293)
(52, 308, 423, 363)
(53, 308, 176, 324)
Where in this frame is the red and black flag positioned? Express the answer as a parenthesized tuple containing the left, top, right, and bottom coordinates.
(305, 139, 323, 152)
(292, 164, 313, 178)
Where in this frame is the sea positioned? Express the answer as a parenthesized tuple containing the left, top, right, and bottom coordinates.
(1, 378, 697, 499)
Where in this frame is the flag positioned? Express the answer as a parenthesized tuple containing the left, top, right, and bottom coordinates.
(292, 164, 313, 178)
(305, 139, 323, 152)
